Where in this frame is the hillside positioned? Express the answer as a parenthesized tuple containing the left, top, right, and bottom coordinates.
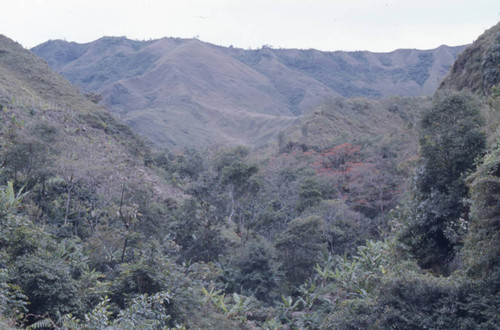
(439, 21, 500, 95)
(0, 34, 244, 328)
(32, 37, 465, 148)
(0, 34, 177, 205)
(278, 96, 428, 151)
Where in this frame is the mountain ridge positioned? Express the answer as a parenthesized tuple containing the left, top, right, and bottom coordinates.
(32, 37, 466, 148)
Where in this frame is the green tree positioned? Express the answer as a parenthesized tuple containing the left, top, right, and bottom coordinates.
(221, 240, 282, 304)
(275, 215, 326, 286)
(304, 200, 370, 256)
(12, 253, 84, 321)
(460, 142, 500, 327)
(464, 144, 500, 276)
(172, 198, 227, 263)
(296, 178, 322, 212)
(401, 91, 486, 271)
(221, 161, 259, 235)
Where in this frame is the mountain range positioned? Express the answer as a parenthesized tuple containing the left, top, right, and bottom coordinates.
(32, 38, 466, 148)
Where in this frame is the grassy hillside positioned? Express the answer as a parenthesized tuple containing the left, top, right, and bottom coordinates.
(32, 37, 465, 148)
(278, 96, 428, 152)
(0, 35, 178, 203)
(439, 21, 500, 96)
(229, 45, 464, 97)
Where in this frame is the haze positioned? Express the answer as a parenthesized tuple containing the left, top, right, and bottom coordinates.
(2, 0, 499, 51)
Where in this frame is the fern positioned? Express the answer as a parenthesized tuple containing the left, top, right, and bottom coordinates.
(26, 318, 54, 329)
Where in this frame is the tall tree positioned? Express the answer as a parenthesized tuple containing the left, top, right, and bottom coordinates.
(221, 161, 259, 234)
(401, 91, 486, 271)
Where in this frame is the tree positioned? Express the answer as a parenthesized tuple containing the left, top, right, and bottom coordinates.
(1, 121, 57, 188)
(221, 240, 282, 304)
(296, 178, 322, 212)
(346, 158, 399, 226)
(304, 200, 370, 256)
(258, 153, 302, 231)
(275, 215, 326, 286)
(313, 143, 362, 200)
(221, 161, 259, 234)
(459, 143, 500, 327)
(401, 91, 486, 271)
(172, 198, 227, 263)
(12, 253, 83, 322)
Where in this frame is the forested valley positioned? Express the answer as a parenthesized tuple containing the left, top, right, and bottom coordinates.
(0, 22, 499, 329)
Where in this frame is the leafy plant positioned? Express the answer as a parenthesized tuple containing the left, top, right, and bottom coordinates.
(202, 285, 253, 322)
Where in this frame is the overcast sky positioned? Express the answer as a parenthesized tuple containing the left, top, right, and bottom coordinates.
(2, 0, 499, 52)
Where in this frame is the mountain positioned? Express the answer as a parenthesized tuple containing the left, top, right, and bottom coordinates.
(439, 21, 500, 96)
(0, 34, 242, 328)
(2, 21, 500, 329)
(0, 34, 175, 203)
(32, 37, 466, 148)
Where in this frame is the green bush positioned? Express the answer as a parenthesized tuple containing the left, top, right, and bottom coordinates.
(12, 253, 83, 321)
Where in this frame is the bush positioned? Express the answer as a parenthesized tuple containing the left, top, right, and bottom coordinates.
(12, 253, 83, 321)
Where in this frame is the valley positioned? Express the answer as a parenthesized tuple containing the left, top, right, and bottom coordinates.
(0, 20, 498, 329)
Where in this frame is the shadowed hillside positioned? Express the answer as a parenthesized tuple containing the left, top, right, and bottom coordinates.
(32, 37, 465, 148)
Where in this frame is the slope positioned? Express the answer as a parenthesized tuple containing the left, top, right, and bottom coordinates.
(438, 21, 500, 96)
(0, 35, 244, 329)
(0, 34, 176, 205)
(228, 45, 465, 98)
(278, 96, 427, 153)
(32, 37, 465, 148)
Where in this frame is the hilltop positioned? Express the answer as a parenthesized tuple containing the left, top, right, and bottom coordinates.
(32, 37, 465, 148)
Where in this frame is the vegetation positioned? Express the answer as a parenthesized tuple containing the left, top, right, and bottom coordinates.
(0, 21, 499, 329)
(400, 91, 486, 272)
(439, 21, 500, 95)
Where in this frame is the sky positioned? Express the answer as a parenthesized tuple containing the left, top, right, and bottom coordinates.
(2, 0, 499, 52)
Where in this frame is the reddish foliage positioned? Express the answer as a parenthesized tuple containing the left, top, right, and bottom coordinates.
(313, 143, 363, 177)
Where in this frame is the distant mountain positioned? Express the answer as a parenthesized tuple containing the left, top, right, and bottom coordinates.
(32, 37, 466, 148)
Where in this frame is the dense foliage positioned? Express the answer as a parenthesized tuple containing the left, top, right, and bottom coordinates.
(401, 92, 486, 272)
(1, 88, 498, 329)
(0, 22, 499, 329)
